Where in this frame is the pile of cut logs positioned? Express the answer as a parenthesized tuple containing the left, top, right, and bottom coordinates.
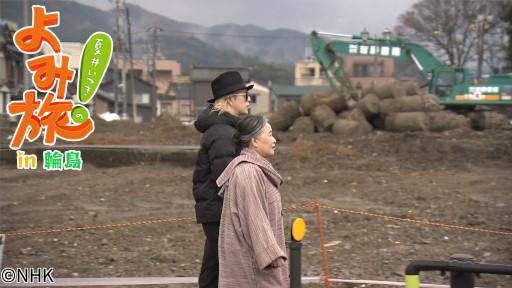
(269, 81, 509, 136)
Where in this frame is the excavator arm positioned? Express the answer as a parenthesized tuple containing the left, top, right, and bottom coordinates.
(310, 30, 445, 89)
(310, 31, 353, 93)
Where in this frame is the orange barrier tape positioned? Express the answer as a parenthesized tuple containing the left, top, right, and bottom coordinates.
(3, 217, 196, 237)
(283, 202, 316, 211)
(3, 201, 510, 238)
(2, 203, 316, 238)
(319, 204, 512, 237)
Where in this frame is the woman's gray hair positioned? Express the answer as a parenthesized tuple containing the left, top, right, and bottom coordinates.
(234, 115, 268, 148)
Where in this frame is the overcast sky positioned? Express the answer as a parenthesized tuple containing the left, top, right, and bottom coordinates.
(76, 0, 418, 34)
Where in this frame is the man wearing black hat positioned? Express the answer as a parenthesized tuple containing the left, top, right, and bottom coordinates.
(192, 71, 253, 287)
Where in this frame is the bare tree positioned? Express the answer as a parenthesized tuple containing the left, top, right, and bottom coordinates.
(395, 0, 506, 73)
(483, 21, 509, 74)
(501, 1, 512, 71)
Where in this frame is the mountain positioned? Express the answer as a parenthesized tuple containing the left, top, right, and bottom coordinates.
(0, 0, 114, 42)
(199, 24, 310, 67)
(0, 0, 309, 84)
(97, 3, 309, 67)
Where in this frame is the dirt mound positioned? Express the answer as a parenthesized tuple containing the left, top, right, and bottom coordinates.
(0, 115, 201, 146)
(84, 115, 200, 145)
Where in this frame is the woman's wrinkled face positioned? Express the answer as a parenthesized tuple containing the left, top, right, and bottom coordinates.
(251, 123, 276, 157)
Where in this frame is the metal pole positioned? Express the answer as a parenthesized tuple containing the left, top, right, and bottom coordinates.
(405, 257, 512, 288)
(290, 217, 306, 288)
(289, 240, 302, 288)
(449, 254, 475, 288)
(0, 234, 5, 269)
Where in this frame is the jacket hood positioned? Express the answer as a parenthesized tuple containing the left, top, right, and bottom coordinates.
(217, 148, 283, 195)
(194, 104, 239, 133)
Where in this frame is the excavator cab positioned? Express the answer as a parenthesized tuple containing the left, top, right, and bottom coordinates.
(432, 67, 468, 99)
(433, 70, 454, 98)
(455, 68, 465, 85)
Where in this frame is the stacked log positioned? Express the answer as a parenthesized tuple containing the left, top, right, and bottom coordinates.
(379, 94, 442, 117)
(300, 91, 348, 115)
(290, 116, 315, 134)
(428, 111, 470, 131)
(385, 112, 430, 132)
(357, 93, 380, 117)
(403, 81, 419, 96)
(332, 119, 372, 137)
(373, 81, 406, 99)
(364, 81, 421, 99)
(338, 108, 366, 122)
(468, 111, 510, 130)
(338, 108, 373, 131)
(310, 104, 337, 132)
(350, 91, 362, 102)
(268, 101, 302, 131)
(270, 82, 509, 136)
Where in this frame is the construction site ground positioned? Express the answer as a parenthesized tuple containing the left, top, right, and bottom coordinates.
(1, 117, 511, 287)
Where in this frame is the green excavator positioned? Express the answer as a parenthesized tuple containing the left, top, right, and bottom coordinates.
(310, 30, 512, 108)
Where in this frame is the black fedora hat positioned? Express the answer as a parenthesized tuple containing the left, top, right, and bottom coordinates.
(208, 71, 254, 103)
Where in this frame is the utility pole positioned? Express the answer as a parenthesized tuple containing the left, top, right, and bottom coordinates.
(113, 0, 120, 115)
(121, 4, 128, 120)
(147, 27, 162, 121)
(126, 6, 137, 122)
(114, 0, 128, 119)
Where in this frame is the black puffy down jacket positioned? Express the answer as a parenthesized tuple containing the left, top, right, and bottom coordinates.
(192, 106, 241, 223)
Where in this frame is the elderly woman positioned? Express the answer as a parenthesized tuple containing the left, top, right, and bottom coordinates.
(216, 115, 289, 288)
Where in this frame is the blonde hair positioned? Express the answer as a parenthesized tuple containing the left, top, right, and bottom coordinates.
(211, 90, 244, 114)
(212, 95, 230, 114)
